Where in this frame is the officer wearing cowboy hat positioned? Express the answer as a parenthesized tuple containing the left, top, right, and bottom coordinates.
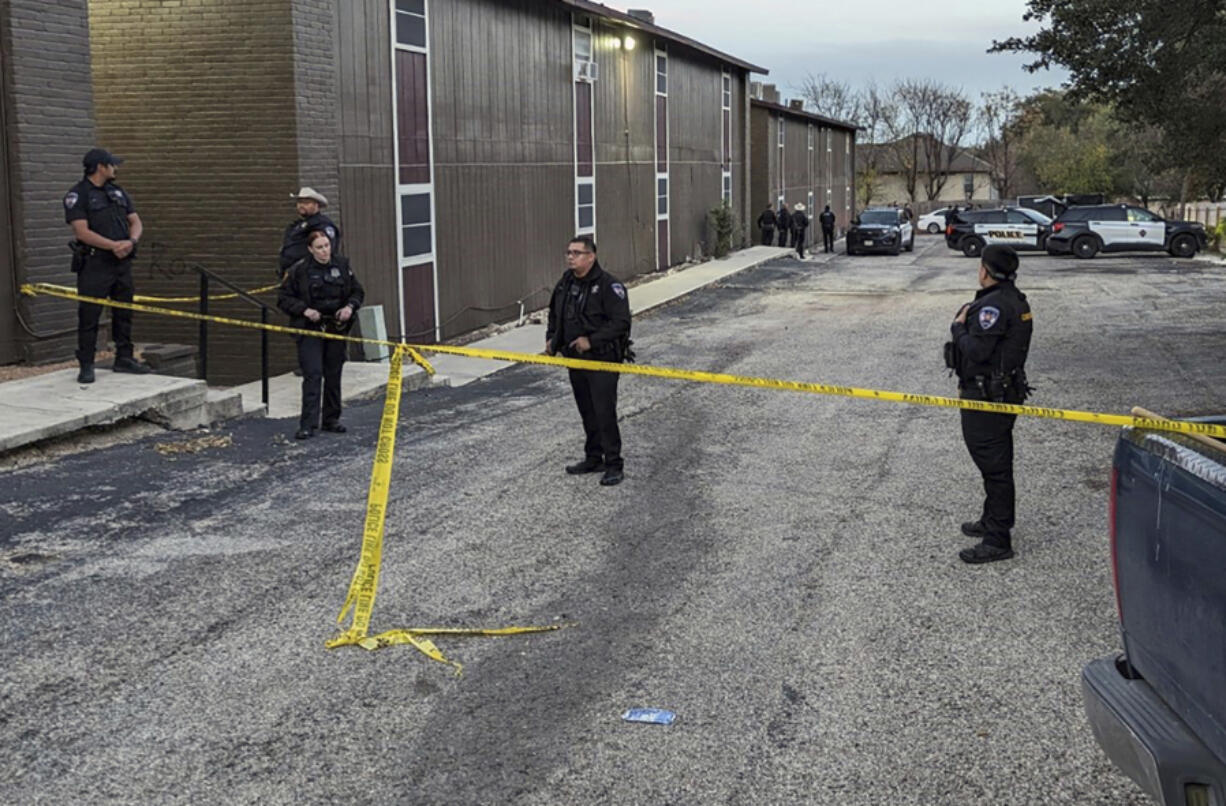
(279, 187, 342, 277)
(791, 203, 810, 258)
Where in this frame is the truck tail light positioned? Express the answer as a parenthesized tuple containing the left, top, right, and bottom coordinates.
(1052, 222, 1064, 233)
(1109, 467, 1122, 621)
(945, 225, 953, 236)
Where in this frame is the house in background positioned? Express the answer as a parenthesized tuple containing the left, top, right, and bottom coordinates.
(748, 84, 857, 247)
(0, 0, 764, 383)
(858, 135, 998, 209)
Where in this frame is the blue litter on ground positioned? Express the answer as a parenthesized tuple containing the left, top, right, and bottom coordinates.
(621, 708, 676, 725)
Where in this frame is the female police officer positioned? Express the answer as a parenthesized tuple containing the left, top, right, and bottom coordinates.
(278, 229, 364, 440)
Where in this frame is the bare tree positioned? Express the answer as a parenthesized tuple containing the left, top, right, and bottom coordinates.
(978, 88, 1024, 200)
(888, 80, 973, 201)
(796, 72, 862, 123)
(853, 82, 897, 205)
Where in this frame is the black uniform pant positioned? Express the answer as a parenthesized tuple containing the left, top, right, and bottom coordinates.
(761, 228, 774, 245)
(822, 228, 835, 252)
(76, 255, 134, 364)
(794, 229, 807, 258)
(777, 229, 789, 247)
(297, 335, 346, 430)
(960, 402, 1017, 548)
(569, 366, 622, 469)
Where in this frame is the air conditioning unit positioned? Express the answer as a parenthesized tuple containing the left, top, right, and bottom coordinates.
(575, 59, 599, 82)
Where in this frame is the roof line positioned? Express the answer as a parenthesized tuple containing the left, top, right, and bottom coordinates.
(554, 0, 769, 74)
(749, 98, 858, 132)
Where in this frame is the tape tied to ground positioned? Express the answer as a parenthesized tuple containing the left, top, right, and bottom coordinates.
(20, 282, 1226, 440)
(323, 345, 562, 673)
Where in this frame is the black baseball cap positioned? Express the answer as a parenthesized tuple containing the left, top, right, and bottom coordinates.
(83, 148, 123, 171)
(981, 244, 1019, 280)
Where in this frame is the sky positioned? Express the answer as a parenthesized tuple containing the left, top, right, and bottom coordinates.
(644, 0, 1070, 106)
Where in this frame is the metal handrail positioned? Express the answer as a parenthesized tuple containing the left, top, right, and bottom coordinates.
(195, 267, 272, 409)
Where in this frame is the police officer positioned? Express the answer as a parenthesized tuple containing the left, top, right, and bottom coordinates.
(546, 235, 632, 487)
(279, 187, 341, 278)
(819, 205, 837, 252)
(757, 205, 777, 245)
(947, 244, 1033, 564)
(278, 229, 364, 440)
(64, 148, 151, 384)
(791, 203, 809, 258)
(775, 203, 792, 247)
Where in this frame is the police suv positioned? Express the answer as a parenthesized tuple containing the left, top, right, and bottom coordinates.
(845, 207, 914, 256)
(1045, 204, 1208, 259)
(944, 206, 1053, 258)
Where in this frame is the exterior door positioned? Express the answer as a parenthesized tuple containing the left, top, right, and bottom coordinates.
(1126, 206, 1166, 250)
(1089, 207, 1129, 248)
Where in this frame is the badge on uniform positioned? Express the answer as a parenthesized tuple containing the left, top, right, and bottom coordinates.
(611, 283, 626, 300)
(330, 267, 340, 278)
(64, 192, 79, 209)
(978, 306, 1001, 330)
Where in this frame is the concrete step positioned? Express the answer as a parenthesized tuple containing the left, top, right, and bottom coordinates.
(205, 388, 245, 423)
(0, 369, 211, 453)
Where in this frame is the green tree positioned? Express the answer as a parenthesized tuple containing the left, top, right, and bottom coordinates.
(992, 0, 1226, 200)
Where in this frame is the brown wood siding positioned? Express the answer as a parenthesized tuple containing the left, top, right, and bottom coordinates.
(338, 0, 400, 340)
(396, 50, 430, 185)
(590, 19, 655, 279)
(749, 104, 772, 235)
(666, 50, 722, 264)
(657, 220, 668, 272)
(430, 0, 573, 338)
(594, 163, 655, 280)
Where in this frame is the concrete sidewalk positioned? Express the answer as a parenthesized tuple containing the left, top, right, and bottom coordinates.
(0, 244, 799, 448)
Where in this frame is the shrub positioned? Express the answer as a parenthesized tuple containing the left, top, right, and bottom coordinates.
(706, 201, 737, 258)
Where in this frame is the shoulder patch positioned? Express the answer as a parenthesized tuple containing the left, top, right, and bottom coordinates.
(325, 226, 336, 239)
(64, 192, 79, 209)
(1020, 311, 1033, 322)
(611, 283, 626, 300)
(978, 306, 1001, 330)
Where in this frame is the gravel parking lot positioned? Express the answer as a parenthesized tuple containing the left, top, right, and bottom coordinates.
(3, 237, 1222, 804)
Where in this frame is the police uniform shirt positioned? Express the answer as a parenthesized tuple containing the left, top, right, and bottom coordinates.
(63, 179, 134, 242)
(280, 213, 341, 270)
(950, 281, 1033, 384)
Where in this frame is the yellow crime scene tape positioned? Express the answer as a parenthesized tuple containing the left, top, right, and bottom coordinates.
(38, 281, 280, 304)
(19, 282, 1226, 670)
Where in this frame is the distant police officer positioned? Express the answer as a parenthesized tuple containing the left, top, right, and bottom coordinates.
(819, 205, 837, 252)
(64, 148, 151, 384)
(279, 187, 341, 278)
(791, 203, 809, 258)
(757, 206, 777, 245)
(546, 235, 632, 487)
(947, 244, 1033, 564)
(278, 229, 364, 440)
(775, 204, 792, 247)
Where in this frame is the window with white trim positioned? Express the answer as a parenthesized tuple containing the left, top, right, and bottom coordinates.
(657, 176, 669, 217)
(722, 173, 732, 203)
(400, 191, 432, 258)
(394, 0, 426, 49)
(656, 52, 667, 94)
(577, 179, 595, 233)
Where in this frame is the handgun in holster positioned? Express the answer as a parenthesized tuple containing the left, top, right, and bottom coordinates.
(68, 240, 90, 274)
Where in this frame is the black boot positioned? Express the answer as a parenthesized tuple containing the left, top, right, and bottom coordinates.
(566, 457, 604, 475)
(113, 356, 152, 374)
(77, 364, 95, 384)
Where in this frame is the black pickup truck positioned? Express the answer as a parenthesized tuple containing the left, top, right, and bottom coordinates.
(1082, 418, 1226, 804)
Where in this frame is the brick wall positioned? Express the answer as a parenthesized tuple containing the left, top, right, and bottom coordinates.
(89, 0, 302, 384)
(290, 0, 340, 220)
(1, 0, 98, 364)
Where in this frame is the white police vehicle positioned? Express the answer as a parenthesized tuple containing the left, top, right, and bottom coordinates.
(943, 206, 1053, 258)
(1045, 204, 1208, 259)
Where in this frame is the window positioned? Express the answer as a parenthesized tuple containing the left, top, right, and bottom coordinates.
(723, 173, 732, 203)
(657, 176, 669, 216)
(577, 180, 594, 231)
(400, 192, 432, 258)
(1005, 210, 1032, 224)
(778, 122, 784, 147)
(1127, 206, 1159, 222)
(1092, 206, 1126, 221)
(722, 73, 731, 108)
(808, 125, 813, 150)
(656, 53, 667, 95)
(395, 0, 426, 49)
